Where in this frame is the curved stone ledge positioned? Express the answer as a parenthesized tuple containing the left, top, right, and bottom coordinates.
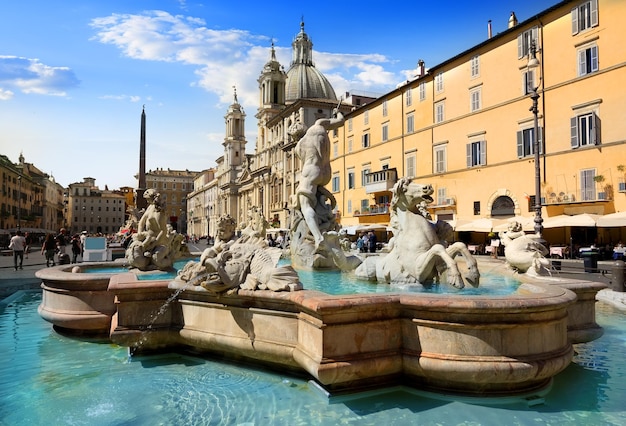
(37, 262, 605, 396)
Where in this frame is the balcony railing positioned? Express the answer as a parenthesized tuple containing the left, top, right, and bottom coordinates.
(354, 203, 390, 216)
(364, 168, 397, 194)
(543, 190, 613, 205)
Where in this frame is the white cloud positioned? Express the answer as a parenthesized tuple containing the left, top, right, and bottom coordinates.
(0, 55, 80, 97)
(89, 11, 402, 112)
(0, 88, 14, 100)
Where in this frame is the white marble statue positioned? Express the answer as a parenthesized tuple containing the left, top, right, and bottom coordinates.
(499, 221, 550, 276)
(288, 109, 361, 271)
(125, 189, 190, 270)
(355, 177, 480, 289)
(174, 211, 302, 294)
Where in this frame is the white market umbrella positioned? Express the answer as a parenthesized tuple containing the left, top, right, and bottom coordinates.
(597, 211, 626, 227)
(542, 213, 600, 229)
(492, 216, 536, 232)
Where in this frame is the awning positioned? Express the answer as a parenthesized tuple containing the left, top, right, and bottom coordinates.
(455, 218, 504, 233)
(492, 216, 536, 232)
(343, 223, 389, 235)
(542, 213, 600, 228)
(597, 211, 626, 227)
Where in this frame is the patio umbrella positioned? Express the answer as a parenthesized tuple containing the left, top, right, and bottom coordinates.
(597, 211, 626, 227)
(542, 213, 600, 228)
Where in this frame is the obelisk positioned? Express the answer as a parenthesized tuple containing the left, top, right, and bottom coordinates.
(136, 106, 147, 210)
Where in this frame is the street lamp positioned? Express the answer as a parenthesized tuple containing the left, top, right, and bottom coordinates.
(17, 175, 22, 231)
(527, 40, 542, 237)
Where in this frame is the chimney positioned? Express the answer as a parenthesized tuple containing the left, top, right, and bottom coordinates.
(418, 59, 425, 77)
(508, 12, 518, 28)
(488, 20, 493, 38)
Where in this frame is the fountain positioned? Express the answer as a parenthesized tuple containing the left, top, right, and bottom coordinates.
(35, 125, 607, 397)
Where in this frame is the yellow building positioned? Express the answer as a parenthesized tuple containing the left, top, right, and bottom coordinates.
(330, 0, 626, 247)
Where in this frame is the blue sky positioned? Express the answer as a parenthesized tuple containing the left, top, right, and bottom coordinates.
(1, 0, 557, 190)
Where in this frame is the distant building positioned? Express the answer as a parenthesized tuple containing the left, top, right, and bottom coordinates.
(145, 168, 199, 233)
(185, 168, 217, 238)
(67, 177, 126, 235)
(0, 153, 64, 236)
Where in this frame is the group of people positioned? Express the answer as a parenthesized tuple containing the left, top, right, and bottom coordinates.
(266, 231, 288, 249)
(356, 231, 378, 253)
(9, 228, 87, 270)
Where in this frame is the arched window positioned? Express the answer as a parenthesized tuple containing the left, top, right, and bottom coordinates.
(491, 196, 514, 217)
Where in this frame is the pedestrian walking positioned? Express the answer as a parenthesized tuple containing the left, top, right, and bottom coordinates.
(24, 231, 31, 259)
(9, 230, 26, 271)
(70, 234, 82, 263)
(42, 233, 57, 267)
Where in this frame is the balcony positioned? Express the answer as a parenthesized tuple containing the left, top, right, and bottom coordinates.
(364, 168, 397, 194)
(355, 203, 390, 216)
(544, 190, 613, 205)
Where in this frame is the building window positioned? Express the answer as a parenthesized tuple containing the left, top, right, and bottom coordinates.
(470, 87, 481, 112)
(470, 55, 480, 78)
(523, 69, 537, 95)
(406, 113, 414, 133)
(405, 88, 412, 106)
(382, 100, 388, 117)
(332, 174, 340, 192)
(347, 138, 353, 153)
(406, 154, 416, 178)
(466, 140, 486, 167)
(435, 101, 445, 123)
(364, 110, 369, 125)
(572, 0, 598, 35)
(419, 81, 426, 101)
(517, 127, 543, 157)
(348, 170, 355, 189)
(437, 187, 447, 206)
(580, 168, 596, 201)
(517, 26, 538, 59)
(382, 123, 389, 142)
(362, 133, 370, 148)
(360, 199, 369, 213)
(571, 112, 599, 148)
(434, 145, 447, 174)
(578, 45, 598, 76)
(333, 141, 338, 158)
(361, 168, 370, 186)
(474, 201, 481, 215)
(435, 72, 444, 93)
(348, 118, 353, 132)
(347, 199, 352, 214)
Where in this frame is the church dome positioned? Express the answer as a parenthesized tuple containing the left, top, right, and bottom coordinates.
(285, 21, 337, 102)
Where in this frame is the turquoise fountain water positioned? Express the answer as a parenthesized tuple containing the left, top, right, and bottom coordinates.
(2, 290, 625, 425)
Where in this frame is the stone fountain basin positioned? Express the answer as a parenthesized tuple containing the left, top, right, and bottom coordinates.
(36, 262, 606, 396)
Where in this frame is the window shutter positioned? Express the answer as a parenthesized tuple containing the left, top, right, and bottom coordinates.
(531, 27, 538, 47)
(480, 141, 487, 165)
(578, 49, 586, 76)
(571, 7, 579, 35)
(517, 34, 523, 59)
(591, 45, 598, 72)
(516, 131, 523, 158)
(592, 112, 600, 145)
(570, 117, 579, 148)
(538, 127, 544, 154)
(466, 144, 472, 167)
(590, 0, 599, 27)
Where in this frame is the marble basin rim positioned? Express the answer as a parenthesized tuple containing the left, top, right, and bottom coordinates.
(36, 259, 606, 397)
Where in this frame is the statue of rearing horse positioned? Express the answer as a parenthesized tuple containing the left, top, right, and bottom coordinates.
(355, 177, 480, 289)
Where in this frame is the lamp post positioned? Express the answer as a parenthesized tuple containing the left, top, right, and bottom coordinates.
(17, 175, 22, 231)
(527, 40, 542, 237)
